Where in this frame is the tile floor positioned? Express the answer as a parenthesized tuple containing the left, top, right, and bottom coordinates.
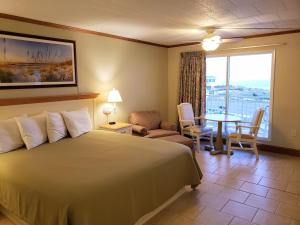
(145, 148, 300, 225)
(0, 148, 299, 225)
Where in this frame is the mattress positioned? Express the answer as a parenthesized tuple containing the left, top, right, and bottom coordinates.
(0, 130, 201, 225)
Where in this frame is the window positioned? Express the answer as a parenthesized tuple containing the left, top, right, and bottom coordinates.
(206, 52, 274, 139)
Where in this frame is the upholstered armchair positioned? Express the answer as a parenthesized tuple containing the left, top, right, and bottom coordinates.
(129, 111, 178, 138)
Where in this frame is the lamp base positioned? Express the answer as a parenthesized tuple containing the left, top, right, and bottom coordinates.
(109, 122, 116, 125)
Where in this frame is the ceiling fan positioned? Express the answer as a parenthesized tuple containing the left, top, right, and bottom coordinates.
(199, 28, 243, 51)
(188, 26, 295, 51)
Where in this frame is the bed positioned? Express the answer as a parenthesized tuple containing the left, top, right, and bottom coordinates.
(0, 94, 202, 225)
(0, 130, 201, 225)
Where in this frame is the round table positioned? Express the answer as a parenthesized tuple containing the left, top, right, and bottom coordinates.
(203, 114, 241, 155)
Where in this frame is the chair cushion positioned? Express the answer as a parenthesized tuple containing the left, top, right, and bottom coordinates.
(129, 111, 161, 130)
(145, 129, 178, 138)
(228, 133, 254, 140)
(157, 135, 194, 149)
(186, 126, 212, 134)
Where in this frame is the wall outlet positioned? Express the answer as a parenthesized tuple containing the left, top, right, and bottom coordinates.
(291, 129, 297, 137)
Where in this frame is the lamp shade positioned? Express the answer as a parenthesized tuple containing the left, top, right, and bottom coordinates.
(107, 88, 122, 103)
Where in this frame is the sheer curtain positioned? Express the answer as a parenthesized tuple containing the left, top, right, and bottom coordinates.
(178, 51, 206, 120)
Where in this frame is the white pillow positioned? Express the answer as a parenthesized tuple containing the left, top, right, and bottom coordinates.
(0, 118, 25, 153)
(46, 112, 67, 143)
(61, 108, 92, 138)
(15, 113, 48, 150)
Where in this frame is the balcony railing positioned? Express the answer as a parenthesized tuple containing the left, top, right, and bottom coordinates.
(206, 93, 270, 138)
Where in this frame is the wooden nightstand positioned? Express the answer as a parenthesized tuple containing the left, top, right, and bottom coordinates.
(99, 123, 133, 135)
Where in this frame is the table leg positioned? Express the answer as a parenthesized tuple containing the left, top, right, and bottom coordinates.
(210, 121, 225, 155)
(216, 121, 224, 151)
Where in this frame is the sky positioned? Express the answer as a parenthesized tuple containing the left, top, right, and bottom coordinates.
(0, 37, 73, 63)
(207, 53, 272, 90)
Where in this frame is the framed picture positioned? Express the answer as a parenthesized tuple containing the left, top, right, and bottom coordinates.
(0, 31, 77, 89)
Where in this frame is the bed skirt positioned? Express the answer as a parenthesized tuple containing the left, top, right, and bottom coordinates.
(0, 187, 187, 225)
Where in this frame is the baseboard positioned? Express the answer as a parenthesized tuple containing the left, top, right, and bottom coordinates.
(200, 138, 300, 157)
(258, 144, 300, 157)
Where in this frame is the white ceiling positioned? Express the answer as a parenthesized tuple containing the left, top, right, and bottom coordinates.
(1, 0, 300, 46)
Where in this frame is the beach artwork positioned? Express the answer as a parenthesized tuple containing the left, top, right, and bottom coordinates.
(0, 32, 76, 89)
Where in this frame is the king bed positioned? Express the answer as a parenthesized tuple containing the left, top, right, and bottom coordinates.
(0, 95, 202, 225)
(0, 131, 201, 225)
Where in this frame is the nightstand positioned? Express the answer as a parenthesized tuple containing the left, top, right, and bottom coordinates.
(99, 122, 133, 135)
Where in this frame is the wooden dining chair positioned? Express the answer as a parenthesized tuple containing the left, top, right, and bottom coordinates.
(177, 103, 213, 151)
(227, 108, 265, 160)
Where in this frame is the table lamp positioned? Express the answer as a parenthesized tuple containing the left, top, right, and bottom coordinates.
(107, 88, 122, 125)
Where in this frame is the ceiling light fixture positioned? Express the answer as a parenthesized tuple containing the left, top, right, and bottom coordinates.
(201, 35, 221, 51)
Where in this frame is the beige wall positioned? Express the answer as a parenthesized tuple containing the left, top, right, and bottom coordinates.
(168, 33, 300, 150)
(1, 18, 300, 150)
(0, 18, 168, 125)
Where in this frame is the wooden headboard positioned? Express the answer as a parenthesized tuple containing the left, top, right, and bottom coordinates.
(0, 93, 99, 126)
(0, 93, 99, 106)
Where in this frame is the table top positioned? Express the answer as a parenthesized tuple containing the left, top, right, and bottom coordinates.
(203, 114, 241, 122)
(100, 122, 132, 130)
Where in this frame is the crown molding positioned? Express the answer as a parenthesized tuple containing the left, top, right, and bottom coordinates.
(167, 42, 201, 48)
(167, 29, 300, 48)
(243, 29, 300, 39)
(0, 13, 168, 48)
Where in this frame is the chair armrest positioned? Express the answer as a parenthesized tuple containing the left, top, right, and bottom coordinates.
(236, 124, 258, 137)
(235, 121, 255, 131)
(160, 121, 177, 131)
(132, 125, 148, 136)
(237, 121, 252, 125)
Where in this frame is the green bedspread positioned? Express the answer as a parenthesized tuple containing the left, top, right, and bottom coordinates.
(0, 130, 201, 225)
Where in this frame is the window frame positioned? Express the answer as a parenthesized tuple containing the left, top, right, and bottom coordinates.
(206, 50, 275, 141)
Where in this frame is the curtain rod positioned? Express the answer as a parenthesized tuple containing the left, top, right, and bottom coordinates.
(218, 43, 287, 51)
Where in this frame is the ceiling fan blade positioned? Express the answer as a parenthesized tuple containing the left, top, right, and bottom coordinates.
(216, 27, 298, 30)
(179, 37, 244, 45)
(179, 40, 202, 43)
(221, 38, 244, 43)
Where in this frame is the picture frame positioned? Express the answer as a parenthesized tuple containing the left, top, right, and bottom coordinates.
(0, 31, 77, 89)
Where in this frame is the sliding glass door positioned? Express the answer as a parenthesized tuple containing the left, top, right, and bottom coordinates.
(206, 52, 274, 139)
(206, 57, 227, 114)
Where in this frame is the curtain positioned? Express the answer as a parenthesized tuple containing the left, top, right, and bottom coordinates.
(179, 51, 206, 119)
